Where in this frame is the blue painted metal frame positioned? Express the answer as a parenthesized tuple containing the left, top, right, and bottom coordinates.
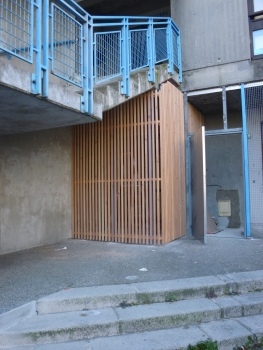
(241, 84, 251, 238)
(51, 3, 84, 88)
(31, 0, 42, 95)
(0, 0, 34, 63)
(130, 29, 148, 71)
(94, 31, 122, 84)
(0, 2, 182, 114)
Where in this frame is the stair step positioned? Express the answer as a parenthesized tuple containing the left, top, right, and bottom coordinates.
(3, 314, 263, 350)
(1, 291, 263, 347)
(36, 271, 263, 315)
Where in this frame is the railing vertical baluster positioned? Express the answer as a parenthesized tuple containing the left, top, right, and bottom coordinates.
(167, 19, 174, 75)
(42, 0, 49, 98)
(177, 28, 182, 82)
(121, 17, 129, 96)
(81, 15, 89, 113)
(31, 0, 42, 95)
(147, 18, 155, 83)
(87, 15, 94, 114)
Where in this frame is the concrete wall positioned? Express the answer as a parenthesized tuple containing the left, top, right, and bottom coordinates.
(171, 0, 263, 91)
(206, 134, 244, 227)
(0, 127, 72, 254)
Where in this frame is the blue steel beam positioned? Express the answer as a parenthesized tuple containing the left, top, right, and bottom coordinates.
(241, 84, 251, 238)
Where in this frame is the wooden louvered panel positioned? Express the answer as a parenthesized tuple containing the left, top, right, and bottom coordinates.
(72, 81, 186, 244)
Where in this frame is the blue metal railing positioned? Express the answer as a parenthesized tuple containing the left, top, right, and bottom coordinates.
(0, 0, 33, 62)
(0, 0, 182, 116)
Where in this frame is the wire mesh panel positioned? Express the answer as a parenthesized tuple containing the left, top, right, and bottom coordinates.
(95, 31, 121, 83)
(130, 29, 148, 71)
(0, 0, 33, 62)
(154, 28, 167, 63)
(51, 4, 83, 87)
(172, 28, 179, 69)
(245, 84, 263, 236)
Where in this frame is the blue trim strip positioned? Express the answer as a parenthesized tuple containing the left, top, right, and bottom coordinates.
(241, 84, 251, 238)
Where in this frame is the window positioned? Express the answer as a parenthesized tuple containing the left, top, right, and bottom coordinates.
(248, 0, 263, 58)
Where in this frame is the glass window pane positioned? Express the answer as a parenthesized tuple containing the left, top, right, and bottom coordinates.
(253, 29, 263, 55)
(254, 0, 263, 12)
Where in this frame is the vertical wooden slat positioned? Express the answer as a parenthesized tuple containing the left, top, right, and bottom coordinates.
(128, 99, 132, 243)
(120, 103, 124, 243)
(137, 96, 142, 243)
(100, 120, 104, 241)
(151, 91, 156, 244)
(77, 125, 80, 239)
(140, 94, 145, 244)
(123, 102, 127, 243)
(72, 126, 76, 238)
(83, 125, 86, 239)
(107, 111, 111, 241)
(155, 92, 161, 243)
(144, 93, 149, 243)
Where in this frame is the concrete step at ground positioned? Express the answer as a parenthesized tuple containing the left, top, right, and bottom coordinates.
(4, 314, 263, 350)
(36, 270, 263, 315)
(1, 291, 263, 347)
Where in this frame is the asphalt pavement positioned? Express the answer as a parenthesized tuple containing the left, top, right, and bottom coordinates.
(1, 233, 263, 315)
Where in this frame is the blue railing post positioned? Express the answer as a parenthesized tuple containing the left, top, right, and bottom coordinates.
(147, 18, 155, 83)
(167, 19, 174, 75)
(87, 15, 94, 115)
(121, 17, 130, 96)
(81, 14, 93, 114)
(42, 0, 49, 98)
(31, 0, 42, 95)
(241, 84, 251, 238)
(177, 28, 182, 82)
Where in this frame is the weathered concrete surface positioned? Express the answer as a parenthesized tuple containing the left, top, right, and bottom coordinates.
(93, 64, 179, 119)
(0, 302, 36, 332)
(116, 298, 221, 334)
(171, 0, 263, 91)
(212, 296, 242, 319)
(37, 284, 137, 314)
(36, 274, 234, 315)
(200, 319, 252, 350)
(0, 127, 72, 254)
(1, 237, 263, 315)
(0, 313, 263, 350)
(0, 83, 96, 135)
(233, 291, 263, 316)
(4, 316, 262, 350)
(0, 308, 119, 347)
(3, 288, 263, 350)
(238, 314, 263, 339)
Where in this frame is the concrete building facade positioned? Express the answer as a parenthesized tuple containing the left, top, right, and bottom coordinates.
(0, 0, 262, 254)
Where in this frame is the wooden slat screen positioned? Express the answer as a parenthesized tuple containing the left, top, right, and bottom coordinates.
(72, 81, 186, 244)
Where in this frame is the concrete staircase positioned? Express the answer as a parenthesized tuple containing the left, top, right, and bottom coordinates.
(93, 64, 179, 120)
(0, 270, 263, 349)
